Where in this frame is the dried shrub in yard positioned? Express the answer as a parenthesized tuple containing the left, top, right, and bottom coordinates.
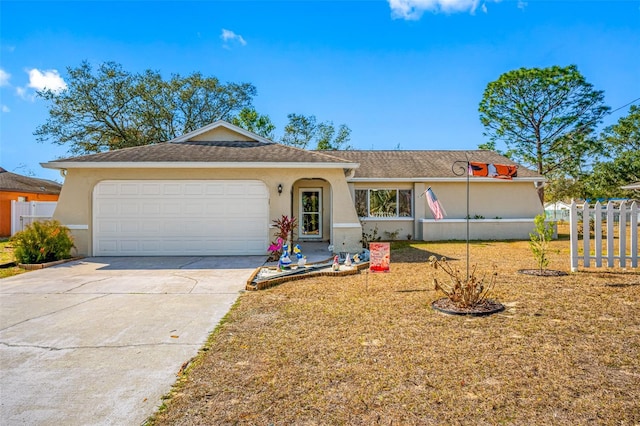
(428, 255, 498, 309)
(10, 220, 74, 264)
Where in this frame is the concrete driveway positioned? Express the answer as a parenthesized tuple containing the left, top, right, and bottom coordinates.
(0, 256, 263, 425)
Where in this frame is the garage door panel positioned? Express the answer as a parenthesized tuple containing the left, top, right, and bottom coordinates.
(162, 184, 182, 195)
(204, 184, 224, 195)
(162, 202, 181, 215)
(140, 183, 161, 195)
(120, 183, 140, 195)
(95, 201, 118, 216)
(94, 180, 269, 256)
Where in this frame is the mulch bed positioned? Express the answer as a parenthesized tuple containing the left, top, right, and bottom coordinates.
(431, 297, 505, 316)
(518, 268, 569, 276)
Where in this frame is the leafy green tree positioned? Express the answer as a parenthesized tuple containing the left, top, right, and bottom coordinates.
(35, 61, 256, 154)
(230, 108, 276, 139)
(582, 106, 640, 199)
(600, 105, 640, 157)
(281, 113, 352, 150)
(544, 175, 588, 202)
(476, 140, 513, 159)
(584, 150, 640, 199)
(479, 65, 610, 202)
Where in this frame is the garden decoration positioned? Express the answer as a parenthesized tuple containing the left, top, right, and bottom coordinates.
(293, 244, 307, 267)
(332, 255, 340, 271)
(344, 253, 352, 267)
(278, 244, 292, 270)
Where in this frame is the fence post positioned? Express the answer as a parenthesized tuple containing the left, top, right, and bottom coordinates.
(619, 201, 627, 268)
(570, 199, 578, 272)
(631, 201, 638, 268)
(594, 201, 602, 267)
(607, 201, 615, 268)
(582, 202, 590, 267)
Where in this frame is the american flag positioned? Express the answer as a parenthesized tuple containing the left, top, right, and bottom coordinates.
(425, 187, 446, 220)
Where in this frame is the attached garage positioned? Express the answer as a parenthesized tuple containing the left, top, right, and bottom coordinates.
(93, 180, 269, 256)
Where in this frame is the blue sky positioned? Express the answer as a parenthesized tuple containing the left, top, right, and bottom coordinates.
(1, 0, 639, 182)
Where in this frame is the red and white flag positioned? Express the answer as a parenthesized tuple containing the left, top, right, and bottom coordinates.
(425, 187, 446, 220)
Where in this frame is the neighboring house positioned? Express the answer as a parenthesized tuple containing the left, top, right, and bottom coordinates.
(0, 167, 62, 237)
(41, 121, 544, 257)
(544, 201, 572, 221)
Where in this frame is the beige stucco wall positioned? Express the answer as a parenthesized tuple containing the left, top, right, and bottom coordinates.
(426, 181, 543, 219)
(350, 179, 543, 242)
(190, 127, 255, 142)
(53, 167, 362, 256)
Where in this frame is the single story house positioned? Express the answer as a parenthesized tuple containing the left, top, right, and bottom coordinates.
(41, 121, 544, 257)
(0, 167, 62, 237)
(544, 201, 572, 221)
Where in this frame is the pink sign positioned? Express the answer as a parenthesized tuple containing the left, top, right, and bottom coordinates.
(369, 242, 390, 273)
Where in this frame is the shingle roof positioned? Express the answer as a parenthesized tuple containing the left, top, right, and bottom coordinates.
(50, 141, 355, 165)
(323, 150, 541, 179)
(0, 167, 62, 194)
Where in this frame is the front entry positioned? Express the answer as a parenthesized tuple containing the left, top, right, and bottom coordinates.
(299, 188, 322, 239)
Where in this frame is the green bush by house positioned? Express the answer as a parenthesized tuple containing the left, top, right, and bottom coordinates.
(10, 220, 74, 264)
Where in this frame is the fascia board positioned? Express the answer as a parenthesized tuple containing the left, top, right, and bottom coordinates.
(347, 177, 545, 183)
(41, 161, 360, 170)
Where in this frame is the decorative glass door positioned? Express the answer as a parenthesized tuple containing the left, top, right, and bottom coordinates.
(299, 189, 322, 239)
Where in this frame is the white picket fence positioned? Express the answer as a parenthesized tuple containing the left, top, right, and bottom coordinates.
(10, 201, 58, 235)
(569, 200, 639, 271)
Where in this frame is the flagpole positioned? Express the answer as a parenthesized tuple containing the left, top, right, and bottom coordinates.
(452, 157, 470, 280)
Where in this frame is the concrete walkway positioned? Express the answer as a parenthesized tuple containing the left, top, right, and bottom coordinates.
(0, 256, 263, 425)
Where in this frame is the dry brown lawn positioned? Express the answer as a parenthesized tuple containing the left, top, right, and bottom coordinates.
(149, 236, 640, 425)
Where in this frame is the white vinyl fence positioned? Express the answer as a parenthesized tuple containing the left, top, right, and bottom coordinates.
(10, 201, 57, 235)
(570, 200, 639, 271)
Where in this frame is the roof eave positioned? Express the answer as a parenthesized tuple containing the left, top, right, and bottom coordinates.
(41, 161, 360, 170)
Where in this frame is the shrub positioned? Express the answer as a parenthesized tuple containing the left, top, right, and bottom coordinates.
(529, 214, 555, 272)
(10, 220, 74, 264)
(428, 256, 497, 308)
(267, 216, 298, 261)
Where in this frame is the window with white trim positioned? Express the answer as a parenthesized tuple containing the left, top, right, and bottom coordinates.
(355, 189, 412, 218)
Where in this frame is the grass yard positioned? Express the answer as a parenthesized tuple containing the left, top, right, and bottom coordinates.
(0, 239, 24, 279)
(149, 236, 640, 425)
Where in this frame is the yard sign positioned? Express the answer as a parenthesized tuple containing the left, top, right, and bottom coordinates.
(369, 242, 390, 273)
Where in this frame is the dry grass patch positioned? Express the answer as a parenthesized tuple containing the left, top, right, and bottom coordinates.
(150, 239, 640, 425)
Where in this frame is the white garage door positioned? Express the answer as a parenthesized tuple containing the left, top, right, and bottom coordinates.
(93, 180, 269, 256)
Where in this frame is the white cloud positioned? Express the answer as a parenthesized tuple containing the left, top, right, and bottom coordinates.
(26, 68, 67, 93)
(220, 29, 247, 48)
(517, 0, 527, 10)
(0, 68, 10, 86)
(1, 104, 10, 113)
(388, 0, 489, 19)
(16, 86, 29, 100)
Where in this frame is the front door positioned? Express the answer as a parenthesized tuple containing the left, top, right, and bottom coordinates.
(299, 188, 322, 239)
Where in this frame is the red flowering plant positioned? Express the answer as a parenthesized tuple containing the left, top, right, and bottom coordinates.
(267, 215, 298, 261)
